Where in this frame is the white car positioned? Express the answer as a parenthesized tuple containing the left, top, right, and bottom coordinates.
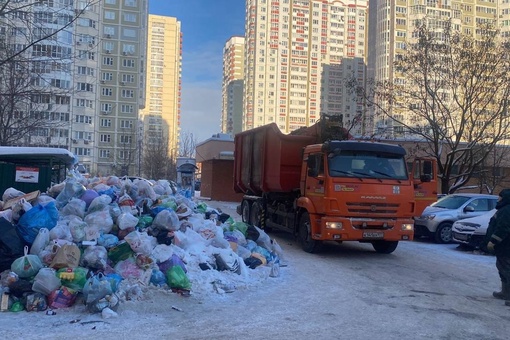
(451, 209, 496, 248)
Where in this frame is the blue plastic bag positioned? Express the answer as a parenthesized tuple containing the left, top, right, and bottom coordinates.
(17, 202, 59, 245)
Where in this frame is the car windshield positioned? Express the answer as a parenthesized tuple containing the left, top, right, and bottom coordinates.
(328, 152, 408, 180)
(431, 195, 471, 209)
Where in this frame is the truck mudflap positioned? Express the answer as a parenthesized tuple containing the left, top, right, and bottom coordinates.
(308, 215, 414, 242)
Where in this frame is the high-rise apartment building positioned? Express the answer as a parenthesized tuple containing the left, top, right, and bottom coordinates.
(94, 0, 148, 176)
(0, 0, 148, 177)
(222, 36, 245, 136)
(369, 0, 499, 138)
(140, 15, 182, 161)
(244, 0, 368, 135)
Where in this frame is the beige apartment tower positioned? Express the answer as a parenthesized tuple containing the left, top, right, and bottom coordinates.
(244, 0, 368, 135)
(222, 36, 245, 136)
(369, 0, 499, 138)
(140, 15, 182, 163)
(92, 0, 149, 176)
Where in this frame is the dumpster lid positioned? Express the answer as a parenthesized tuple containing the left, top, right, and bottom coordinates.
(0, 147, 77, 167)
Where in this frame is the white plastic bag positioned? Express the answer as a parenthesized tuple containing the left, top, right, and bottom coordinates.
(124, 231, 155, 256)
(84, 210, 113, 234)
(117, 212, 139, 230)
(153, 209, 180, 231)
(32, 267, 61, 295)
(30, 228, 50, 256)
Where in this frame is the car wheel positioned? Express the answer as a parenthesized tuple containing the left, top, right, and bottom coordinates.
(298, 212, 323, 253)
(241, 200, 251, 224)
(250, 201, 261, 227)
(434, 222, 453, 244)
(371, 241, 399, 254)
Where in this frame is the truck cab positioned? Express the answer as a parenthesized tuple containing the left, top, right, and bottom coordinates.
(296, 140, 415, 253)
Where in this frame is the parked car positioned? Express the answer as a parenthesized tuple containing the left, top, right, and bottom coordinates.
(414, 193, 498, 244)
(451, 209, 496, 248)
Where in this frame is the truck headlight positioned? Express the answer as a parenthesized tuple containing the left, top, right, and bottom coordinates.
(401, 223, 414, 231)
(326, 222, 343, 229)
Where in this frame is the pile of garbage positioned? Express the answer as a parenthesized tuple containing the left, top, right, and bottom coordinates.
(0, 172, 284, 318)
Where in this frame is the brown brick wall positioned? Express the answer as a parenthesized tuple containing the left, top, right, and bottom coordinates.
(200, 159, 243, 202)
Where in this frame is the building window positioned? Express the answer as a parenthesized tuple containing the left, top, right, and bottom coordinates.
(102, 72, 113, 81)
(123, 28, 137, 38)
(120, 135, 132, 144)
(101, 103, 112, 112)
(124, 0, 137, 6)
(121, 104, 134, 113)
(103, 57, 114, 66)
(121, 89, 134, 98)
(77, 82, 93, 92)
(124, 13, 136, 22)
(122, 59, 135, 67)
(120, 120, 133, 129)
(99, 149, 111, 158)
(119, 150, 131, 159)
(76, 99, 93, 108)
(104, 11, 116, 20)
(100, 134, 111, 143)
(122, 43, 135, 54)
(102, 88, 113, 96)
(100, 118, 112, 127)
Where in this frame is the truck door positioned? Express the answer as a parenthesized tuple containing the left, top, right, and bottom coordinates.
(412, 158, 438, 216)
(305, 153, 326, 214)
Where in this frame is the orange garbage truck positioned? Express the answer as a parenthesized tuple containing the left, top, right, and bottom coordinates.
(234, 118, 434, 254)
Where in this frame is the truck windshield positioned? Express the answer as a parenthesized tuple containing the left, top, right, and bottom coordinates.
(328, 152, 408, 180)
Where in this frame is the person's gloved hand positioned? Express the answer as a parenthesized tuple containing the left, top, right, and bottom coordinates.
(487, 241, 495, 252)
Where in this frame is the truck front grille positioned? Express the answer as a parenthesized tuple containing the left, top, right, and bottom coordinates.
(346, 202, 399, 215)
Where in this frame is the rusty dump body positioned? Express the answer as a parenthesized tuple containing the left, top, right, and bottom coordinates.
(234, 120, 417, 254)
(233, 123, 315, 195)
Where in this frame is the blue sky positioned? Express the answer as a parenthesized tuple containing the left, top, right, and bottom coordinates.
(149, 1, 245, 142)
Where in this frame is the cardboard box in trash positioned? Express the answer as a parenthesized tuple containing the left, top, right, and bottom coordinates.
(50, 244, 81, 269)
(2, 190, 40, 211)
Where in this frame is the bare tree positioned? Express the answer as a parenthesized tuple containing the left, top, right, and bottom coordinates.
(349, 21, 510, 194)
(0, 0, 98, 146)
(179, 131, 197, 158)
(142, 134, 175, 180)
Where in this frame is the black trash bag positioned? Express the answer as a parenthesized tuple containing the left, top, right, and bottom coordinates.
(199, 262, 217, 271)
(155, 229, 174, 245)
(8, 279, 34, 298)
(218, 213, 231, 223)
(244, 257, 263, 269)
(246, 225, 260, 242)
(0, 217, 25, 272)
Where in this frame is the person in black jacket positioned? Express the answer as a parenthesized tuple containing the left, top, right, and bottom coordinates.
(484, 189, 510, 305)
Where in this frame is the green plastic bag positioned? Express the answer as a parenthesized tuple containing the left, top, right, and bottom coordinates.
(137, 215, 153, 229)
(10, 301, 24, 312)
(11, 246, 43, 279)
(162, 201, 177, 211)
(57, 267, 89, 292)
(165, 266, 191, 290)
(195, 202, 208, 214)
(230, 222, 248, 236)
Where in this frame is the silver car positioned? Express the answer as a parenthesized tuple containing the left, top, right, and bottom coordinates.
(451, 209, 496, 249)
(414, 194, 498, 243)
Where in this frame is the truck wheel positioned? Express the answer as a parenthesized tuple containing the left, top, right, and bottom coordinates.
(299, 212, 323, 253)
(434, 222, 453, 244)
(250, 201, 261, 227)
(372, 241, 398, 254)
(241, 200, 251, 224)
